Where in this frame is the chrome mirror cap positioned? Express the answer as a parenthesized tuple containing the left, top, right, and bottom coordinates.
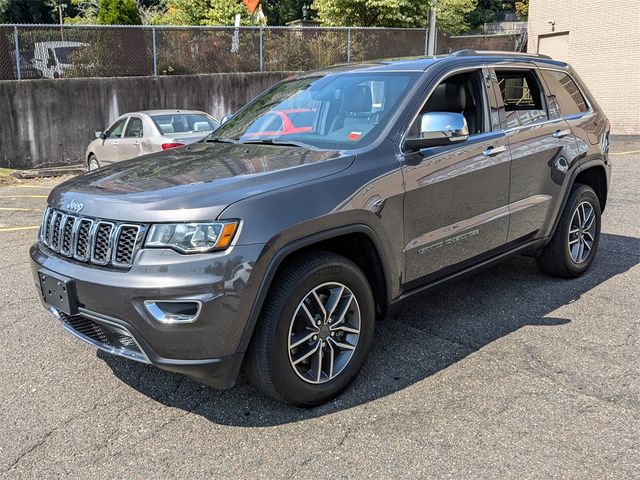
(418, 111, 469, 143)
(405, 112, 469, 150)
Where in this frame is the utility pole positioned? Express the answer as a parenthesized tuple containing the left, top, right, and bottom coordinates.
(427, 1, 437, 55)
(58, 1, 66, 41)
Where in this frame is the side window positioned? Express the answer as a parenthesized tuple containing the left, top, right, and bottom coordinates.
(106, 118, 127, 139)
(124, 117, 144, 138)
(495, 69, 547, 128)
(409, 70, 488, 138)
(540, 70, 589, 116)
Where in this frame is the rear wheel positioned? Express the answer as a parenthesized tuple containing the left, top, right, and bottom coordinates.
(537, 184, 601, 278)
(245, 251, 375, 407)
(88, 154, 100, 171)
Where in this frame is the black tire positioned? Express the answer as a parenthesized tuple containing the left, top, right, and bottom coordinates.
(88, 154, 100, 171)
(537, 184, 601, 278)
(245, 251, 375, 407)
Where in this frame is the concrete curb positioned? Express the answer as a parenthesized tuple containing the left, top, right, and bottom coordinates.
(12, 164, 86, 179)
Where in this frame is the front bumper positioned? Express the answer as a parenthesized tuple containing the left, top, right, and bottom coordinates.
(30, 241, 265, 389)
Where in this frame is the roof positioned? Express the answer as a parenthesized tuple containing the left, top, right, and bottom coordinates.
(128, 110, 210, 116)
(302, 50, 570, 76)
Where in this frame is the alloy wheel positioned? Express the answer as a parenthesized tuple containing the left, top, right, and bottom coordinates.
(568, 200, 597, 264)
(287, 282, 361, 384)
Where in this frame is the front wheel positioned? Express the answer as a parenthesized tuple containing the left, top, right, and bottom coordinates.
(245, 252, 375, 407)
(537, 184, 601, 278)
(88, 154, 100, 171)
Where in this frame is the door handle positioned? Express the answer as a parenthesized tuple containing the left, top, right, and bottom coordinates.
(482, 145, 507, 156)
(552, 129, 571, 139)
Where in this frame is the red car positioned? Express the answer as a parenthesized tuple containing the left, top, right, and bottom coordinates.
(242, 108, 315, 138)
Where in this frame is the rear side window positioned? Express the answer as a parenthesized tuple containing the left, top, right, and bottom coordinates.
(495, 70, 547, 128)
(540, 70, 589, 116)
(124, 117, 144, 138)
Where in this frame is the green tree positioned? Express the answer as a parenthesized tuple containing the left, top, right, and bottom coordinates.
(0, 0, 56, 23)
(204, 0, 251, 25)
(262, 0, 307, 25)
(313, 0, 476, 33)
(514, 0, 528, 20)
(97, 0, 142, 25)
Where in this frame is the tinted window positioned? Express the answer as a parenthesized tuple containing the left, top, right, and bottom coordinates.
(495, 70, 547, 128)
(213, 72, 418, 149)
(106, 118, 127, 139)
(124, 117, 144, 138)
(540, 70, 589, 116)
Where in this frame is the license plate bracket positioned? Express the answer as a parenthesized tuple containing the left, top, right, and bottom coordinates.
(38, 270, 78, 315)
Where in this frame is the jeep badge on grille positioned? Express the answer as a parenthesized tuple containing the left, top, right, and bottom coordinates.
(66, 199, 84, 213)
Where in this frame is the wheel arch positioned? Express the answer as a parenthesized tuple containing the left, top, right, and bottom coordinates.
(574, 164, 608, 212)
(237, 224, 391, 353)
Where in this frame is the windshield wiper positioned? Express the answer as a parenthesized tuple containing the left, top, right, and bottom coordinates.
(205, 136, 239, 144)
(239, 138, 314, 149)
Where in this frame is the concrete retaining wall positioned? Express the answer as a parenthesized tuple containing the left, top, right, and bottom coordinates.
(0, 72, 294, 169)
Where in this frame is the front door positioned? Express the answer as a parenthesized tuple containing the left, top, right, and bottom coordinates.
(95, 117, 128, 165)
(118, 116, 144, 161)
(402, 66, 511, 286)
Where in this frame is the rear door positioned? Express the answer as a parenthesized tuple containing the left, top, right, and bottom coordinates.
(401, 65, 511, 285)
(491, 64, 580, 242)
(119, 116, 144, 161)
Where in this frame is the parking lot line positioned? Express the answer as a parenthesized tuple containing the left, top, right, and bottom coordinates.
(0, 195, 48, 198)
(12, 185, 52, 189)
(0, 207, 38, 211)
(610, 149, 640, 155)
(0, 225, 40, 232)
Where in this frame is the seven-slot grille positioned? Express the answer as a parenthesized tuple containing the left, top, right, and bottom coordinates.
(40, 207, 143, 268)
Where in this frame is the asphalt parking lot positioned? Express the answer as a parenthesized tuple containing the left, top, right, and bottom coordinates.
(1, 138, 638, 478)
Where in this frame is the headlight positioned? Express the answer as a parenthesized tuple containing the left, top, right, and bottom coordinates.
(145, 221, 239, 253)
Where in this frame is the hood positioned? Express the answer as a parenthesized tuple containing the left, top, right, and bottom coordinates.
(49, 142, 351, 222)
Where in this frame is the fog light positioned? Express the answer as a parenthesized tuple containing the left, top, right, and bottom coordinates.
(144, 300, 202, 324)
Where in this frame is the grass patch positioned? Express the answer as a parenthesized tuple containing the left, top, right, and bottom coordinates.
(0, 168, 17, 185)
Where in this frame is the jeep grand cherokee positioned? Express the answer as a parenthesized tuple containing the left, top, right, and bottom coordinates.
(31, 51, 611, 406)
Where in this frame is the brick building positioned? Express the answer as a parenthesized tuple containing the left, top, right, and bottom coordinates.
(527, 0, 640, 134)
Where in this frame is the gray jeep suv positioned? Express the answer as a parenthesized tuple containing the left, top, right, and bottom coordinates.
(31, 51, 611, 406)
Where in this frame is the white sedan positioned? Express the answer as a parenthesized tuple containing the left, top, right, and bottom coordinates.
(86, 110, 220, 170)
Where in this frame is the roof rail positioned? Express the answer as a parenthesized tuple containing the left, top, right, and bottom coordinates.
(451, 50, 552, 60)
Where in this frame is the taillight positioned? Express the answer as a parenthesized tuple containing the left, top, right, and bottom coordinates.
(161, 142, 184, 150)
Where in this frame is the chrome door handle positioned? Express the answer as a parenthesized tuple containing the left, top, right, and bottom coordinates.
(552, 129, 571, 139)
(482, 145, 507, 156)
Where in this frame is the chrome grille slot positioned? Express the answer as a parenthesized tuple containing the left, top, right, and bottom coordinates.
(60, 216, 76, 256)
(38, 207, 143, 269)
(49, 211, 63, 251)
(74, 219, 93, 261)
(41, 207, 53, 245)
(113, 225, 140, 267)
(91, 222, 115, 265)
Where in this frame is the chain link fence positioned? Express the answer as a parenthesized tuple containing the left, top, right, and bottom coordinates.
(0, 24, 526, 81)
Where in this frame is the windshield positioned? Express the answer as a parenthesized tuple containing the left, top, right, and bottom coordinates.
(151, 113, 219, 135)
(213, 72, 418, 149)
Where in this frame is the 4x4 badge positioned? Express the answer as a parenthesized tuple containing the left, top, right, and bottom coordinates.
(66, 199, 84, 213)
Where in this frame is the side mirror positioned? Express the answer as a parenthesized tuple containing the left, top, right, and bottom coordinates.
(47, 58, 56, 68)
(100, 131, 108, 140)
(404, 112, 469, 151)
(95, 131, 103, 138)
(220, 114, 233, 125)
